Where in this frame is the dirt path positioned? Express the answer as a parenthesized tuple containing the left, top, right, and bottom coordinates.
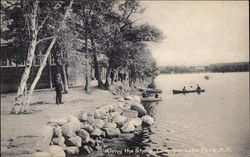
(1, 81, 117, 150)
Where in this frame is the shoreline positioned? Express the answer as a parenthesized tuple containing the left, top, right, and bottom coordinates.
(1, 79, 153, 156)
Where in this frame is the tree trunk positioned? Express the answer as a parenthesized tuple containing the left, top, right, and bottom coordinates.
(24, 38, 57, 112)
(61, 51, 69, 93)
(10, 0, 39, 114)
(61, 64, 68, 93)
(104, 66, 111, 90)
(90, 36, 104, 88)
(84, 10, 90, 92)
(21, 0, 74, 112)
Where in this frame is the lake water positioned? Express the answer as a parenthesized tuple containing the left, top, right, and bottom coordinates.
(146, 72, 249, 157)
(94, 72, 249, 157)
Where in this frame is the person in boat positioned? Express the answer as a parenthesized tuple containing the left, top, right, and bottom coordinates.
(196, 84, 201, 91)
(142, 90, 148, 98)
(155, 93, 159, 98)
(182, 86, 186, 92)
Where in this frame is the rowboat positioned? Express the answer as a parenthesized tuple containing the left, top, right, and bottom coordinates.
(138, 87, 162, 93)
(172, 89, 205, 94)
(141, 97, 162, 102)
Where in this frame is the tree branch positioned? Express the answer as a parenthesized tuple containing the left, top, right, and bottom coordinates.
(37, 14, 49, 31)
(36, 36, 54, 45)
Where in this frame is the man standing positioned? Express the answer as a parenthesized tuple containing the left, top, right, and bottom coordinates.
(55, 74, 63, 104)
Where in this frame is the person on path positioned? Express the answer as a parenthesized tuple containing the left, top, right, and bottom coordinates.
(55, 74, 63, 105)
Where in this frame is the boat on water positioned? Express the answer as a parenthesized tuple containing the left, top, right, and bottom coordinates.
(141, 97, 162, 102)
(138, 87, 162, 93)
(172, 89, 205, 94)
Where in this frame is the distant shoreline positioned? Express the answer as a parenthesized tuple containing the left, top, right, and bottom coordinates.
(159, 62, 249, 74)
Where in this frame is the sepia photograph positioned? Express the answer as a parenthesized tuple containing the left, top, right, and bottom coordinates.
(1, 0, 249, 157)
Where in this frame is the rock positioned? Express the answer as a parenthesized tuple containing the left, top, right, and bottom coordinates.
(82, 145, 93, 154)
(92, 119, 104, 128)
(112, 115, 127, 126)
(80, 124, 94, 133)
(104, 122, 117, 128)
(91, 128, 102, 137)
(117, 102, 124, 108)
(122, 110, 138, 118)
(131, 103, 146, 117)
(49, 145, 65, 157)
(76, 129, 90, 143)
(123, 101, 132, 110)
(88, 138, 96, 145)
(60, 144, 67, 150)
(94, 144, 102, 150)
(129, 118, 142, 127)
(94, 110, 101, 119)
(37, 125, 53, 151)
(81, 112, 88, 122)
(110, 111, 121, 118)
(87, 116, 95, 124)
(62, 123, 75, 137)
(65, 146, 79, 155)
(67, 115, 81, 131)
(118, 97, 125, 102)
(125, 95, 133, 101)
(47, 117, 68, 126)
(104, 128, 121, 137)
(141, 115, 155, 125)
(53, 126, 62, 137)
(65, 136, 82, 147)
(34, 151, 51, 157)
(52, 136, 65, 146)
(132, 95, 141, 103)
(121, 121, 135, 133)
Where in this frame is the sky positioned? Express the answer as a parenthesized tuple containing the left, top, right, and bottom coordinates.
(137, 1, 249, 66)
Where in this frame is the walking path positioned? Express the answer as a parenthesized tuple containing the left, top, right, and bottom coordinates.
(1, 81, 117, 153)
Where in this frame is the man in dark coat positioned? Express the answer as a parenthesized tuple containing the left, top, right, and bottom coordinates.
(55, 74, 63, 104)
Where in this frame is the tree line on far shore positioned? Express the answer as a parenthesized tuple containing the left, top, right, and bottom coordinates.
(1, 0, 163, 114)
(159, 62, 249, 74)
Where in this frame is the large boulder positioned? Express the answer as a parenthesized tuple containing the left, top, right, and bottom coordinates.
(104, 122, 117, 128)
(67, 115, 81, 131)
(91, 128, 102, 137)
(132, 95, 141, 103)
(65, 146, 79, 155)
(112, 115, 127, 126)
(131, 103, 146, 117)
(36, 125, 53, 151)
(76, 129, 90, 143)
(65, 136, 82, 147)
(62, 123, 75, 137)
(52, 136, 65, 146)
(104, 128, 121, 137)
(121, 121, 135, 133)
(122, 110, 138, 118)
(80, 124, 94, 133)
(34, 151, 51, 157)
(141, 115, 155, 125)
(53, 126, 62, 137)
(47, 117, 68, 126)
(129, 118, 142, 127)
(49, 145, 65, 157)
(92, 119, 104, 129)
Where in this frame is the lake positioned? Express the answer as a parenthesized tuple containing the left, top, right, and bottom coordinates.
(145, 72, 249, 157)
(91, 72, 249, 157)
